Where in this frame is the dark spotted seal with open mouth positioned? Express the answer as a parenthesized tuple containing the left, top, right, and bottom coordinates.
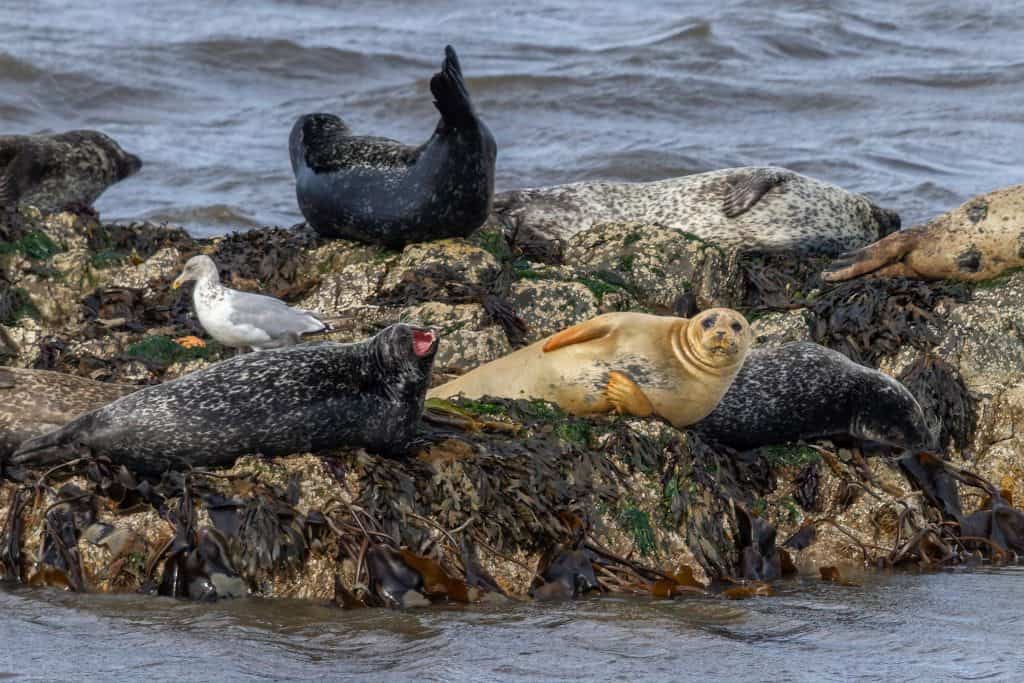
(0, 130, 142, 213)
(12, 324, 439, 476)
(289, 45, 496, 248)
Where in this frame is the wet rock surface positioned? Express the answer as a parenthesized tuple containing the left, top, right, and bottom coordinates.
(4, 205, 1024, 605)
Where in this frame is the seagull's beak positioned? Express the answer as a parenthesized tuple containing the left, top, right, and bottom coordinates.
(171, 276, 183, 290)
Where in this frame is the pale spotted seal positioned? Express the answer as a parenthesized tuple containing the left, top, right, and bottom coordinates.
(0, 367, 137, 460)
(289, 45, 496, 247)
(824, 183, 1024, 283)
(12, 324, 439, 476)
(695, 342, 936, 452)
(0, 130, 141, 213)
(493, 167, 899, 255)
(172, 255, 326, 351)
(428, 309, 752, 429)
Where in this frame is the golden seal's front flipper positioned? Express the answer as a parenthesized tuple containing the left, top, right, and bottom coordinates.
(605, 370, 654, 417)
(543, 319, 613, 353)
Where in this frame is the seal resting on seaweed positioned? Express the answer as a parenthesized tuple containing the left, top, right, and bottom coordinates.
(695, 342, 936, 452)
(289, 45, 496, 247)
(493, 167, 899, 255)
(0, 367, 137, 460)
(428, 309, 752, 429)
(12, 324, 439, 476)
(0, 130, 142, 213)
(172, 254, 326, 351)
(823, 183, 1024, 283)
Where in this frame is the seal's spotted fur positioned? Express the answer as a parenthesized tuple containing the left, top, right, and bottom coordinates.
(494, 167, 899, 255)
(12, 324, 438, 476)
(0, 367, 136, 459)
(696, 342, 935, 452)
(0, 130, 141, 212)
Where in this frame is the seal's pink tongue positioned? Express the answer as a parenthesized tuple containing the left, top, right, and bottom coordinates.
(412, 330, 436, 357)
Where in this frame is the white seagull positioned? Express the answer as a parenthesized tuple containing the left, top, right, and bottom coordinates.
(172, 254, 326, 351)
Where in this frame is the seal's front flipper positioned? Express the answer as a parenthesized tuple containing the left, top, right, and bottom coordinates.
(722, 169, 791, 218)
(430, 45, 475, 127)
(821, 230, 918, 282)
(605, 370, 654, 417)
(543, 319, 612, 353)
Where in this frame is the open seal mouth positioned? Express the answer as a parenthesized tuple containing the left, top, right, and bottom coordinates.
(412, 329, 438, 357)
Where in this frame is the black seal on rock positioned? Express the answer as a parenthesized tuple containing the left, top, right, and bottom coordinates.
(12, 324, 439, 476)
(0, 130, 142, 213)
(695, 342, 936, 452)
(289, 45, 496, 247)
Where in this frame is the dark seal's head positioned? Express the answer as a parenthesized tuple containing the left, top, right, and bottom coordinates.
(368, 322, 439, 396)
(852, 373, 937, 452)
(288, 113, 352, 176)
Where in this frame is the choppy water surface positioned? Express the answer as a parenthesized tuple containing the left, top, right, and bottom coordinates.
(2, 1, 1024, 235)
(2, 567, 1023, 681)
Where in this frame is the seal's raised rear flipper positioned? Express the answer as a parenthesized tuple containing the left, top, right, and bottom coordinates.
(430, 45, 475, 128)
(822, 229, 919, 282)
(722, 169, 791, 218)
(605, 370, 654, 417)
(543, 318, 613, 353)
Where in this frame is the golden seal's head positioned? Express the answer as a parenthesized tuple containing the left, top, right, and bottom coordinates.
(683, 308, 752, 368)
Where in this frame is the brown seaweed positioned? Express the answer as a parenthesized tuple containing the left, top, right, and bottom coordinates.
(807, 278, 970, 366)
(898, 354, 976, 454)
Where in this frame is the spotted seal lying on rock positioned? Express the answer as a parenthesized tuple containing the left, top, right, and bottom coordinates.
(824, 183, 1024, 283)
(429, 309, 752, 429)
(695, 342, 936, 452)
(0, 367, 137, 460)
(493, 167, 899, 255)
(12, 324, 439, 476)
(0, 130, 142, 213)
(289, 45, 496, 247)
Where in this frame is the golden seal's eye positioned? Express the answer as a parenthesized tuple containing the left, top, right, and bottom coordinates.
(701, 316, 715, 330)
(731, 322, 742, 332)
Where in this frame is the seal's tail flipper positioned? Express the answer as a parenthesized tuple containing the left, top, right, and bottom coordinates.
(722, 169, 792, 218)
(822, 230, 918, 282)
(10, 426, 76, 468)
(543, 318, 613, 353)
(430, 45, 475, 127)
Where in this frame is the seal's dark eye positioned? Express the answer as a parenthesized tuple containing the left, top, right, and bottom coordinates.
(731, 322, 742, 332)
(701, 316, 715, 330)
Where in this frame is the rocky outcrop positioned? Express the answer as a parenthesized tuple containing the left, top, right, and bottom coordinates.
(3, 205, 1024, 605)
